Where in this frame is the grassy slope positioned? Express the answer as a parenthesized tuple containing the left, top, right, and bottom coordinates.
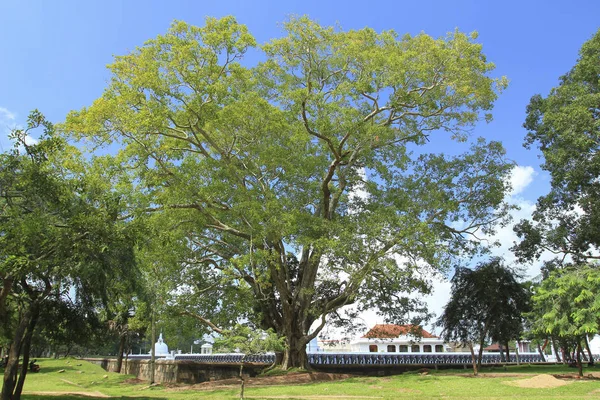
(14, 358, 600, 400)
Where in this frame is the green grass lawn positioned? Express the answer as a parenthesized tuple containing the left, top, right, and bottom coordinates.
(9, 358, 600, 399)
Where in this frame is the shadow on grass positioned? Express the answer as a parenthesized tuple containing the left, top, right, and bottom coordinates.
(23, 396, 167, 400)
(32, 366, 80, 373)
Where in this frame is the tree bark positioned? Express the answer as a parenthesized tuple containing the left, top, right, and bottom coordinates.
(1, 307, 31, 400)
(14, 305, 39, 398)
(477, 335, 485, 371)
(583, 335, 594, 366)
(560, 346, 568, 364)
(576, 342, 583, 378)
(282, 335, 309, 370)
(468, 342, 478, 376)
(239, 356, 246, 400)
(499, 343, 505, 362)
(536, 342, 546, 362)
(551, 338, 561, 363)
(505, 341, 510, 363)
(116, 334, 126, 373)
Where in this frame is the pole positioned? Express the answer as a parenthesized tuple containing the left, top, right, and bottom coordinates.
(150, 309, 156, 384)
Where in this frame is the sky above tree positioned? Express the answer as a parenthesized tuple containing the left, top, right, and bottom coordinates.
(1, 0, 598, 332)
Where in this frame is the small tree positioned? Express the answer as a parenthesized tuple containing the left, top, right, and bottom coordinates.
(214, 324, 284, 400)
(437, 258, 530, 373)
(528, 265, 600, 377)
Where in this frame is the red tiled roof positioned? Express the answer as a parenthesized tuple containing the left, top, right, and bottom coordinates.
(362, 324, 437, 339)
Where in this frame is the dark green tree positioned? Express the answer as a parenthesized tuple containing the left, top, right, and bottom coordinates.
(0, 111, 139, 399)
(437, 258, 530, 373)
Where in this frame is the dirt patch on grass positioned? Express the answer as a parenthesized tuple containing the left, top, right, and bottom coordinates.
(121, 377, 147, 385)
(165, 372, 352, 392)
(503, 374, 573, 389)
(394, 388, 422, 394)
(244, 397, 382, 399)
(25, 391, 110, 398)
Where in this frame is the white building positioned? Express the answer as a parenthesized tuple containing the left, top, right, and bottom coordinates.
(350, 324, 449, 353)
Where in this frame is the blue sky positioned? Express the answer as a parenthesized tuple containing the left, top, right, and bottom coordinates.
(1, 0, 599, 329)
(1, 0, 599, 194)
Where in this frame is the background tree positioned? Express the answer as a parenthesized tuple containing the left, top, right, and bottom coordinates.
(437, 258, 530, 372)
(30, 297, 102, 358)
(514, 29, 600, 264)
(528, 265, 600, 376)
(65, 17, 512, 369)
(0, 112, 139, 400)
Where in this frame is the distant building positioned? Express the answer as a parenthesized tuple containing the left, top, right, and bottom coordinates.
(316, 339, 351, 353)
(350, 324, 449, 353)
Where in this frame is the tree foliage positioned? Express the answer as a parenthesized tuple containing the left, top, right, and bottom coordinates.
(0, 111, 139, 399)
(528, 265, 600, 375)
(65, 16, 512, 368)
(514, 29, 600, 264)
(529, 265, 600, 339)
(437, 258, 530, 370)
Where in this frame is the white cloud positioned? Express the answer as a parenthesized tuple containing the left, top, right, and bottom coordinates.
(23, 135, 38, 146)
(509, 165, 536, 196)
(320, 164, 553, 340)
(0, 107, 16, 122)
(0, 107, 40, 151)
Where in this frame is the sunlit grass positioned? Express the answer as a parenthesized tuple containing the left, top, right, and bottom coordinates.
(13, 358, 600, 400)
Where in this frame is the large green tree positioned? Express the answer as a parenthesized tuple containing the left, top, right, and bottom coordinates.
(514, 29, 600, 264)
(65, 17, 512, 369)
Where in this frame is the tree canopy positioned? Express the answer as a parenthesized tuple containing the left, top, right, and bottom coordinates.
(65, 16, 512, 368)
(514, 29, 600, 265)
(0, 111, 140, 399)
(528, 265, 600, 375)
(437, 258, 530, 370)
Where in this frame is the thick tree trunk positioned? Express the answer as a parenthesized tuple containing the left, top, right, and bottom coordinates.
(505, 341, 510, 362)
(282, 335, 309, 370)
(116, 335, 126, 373)
(1, 308, 31, 400)
(499, 343, 505, 362)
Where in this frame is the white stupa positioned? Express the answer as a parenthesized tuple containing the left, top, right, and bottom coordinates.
(152, 333, 169, 355)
